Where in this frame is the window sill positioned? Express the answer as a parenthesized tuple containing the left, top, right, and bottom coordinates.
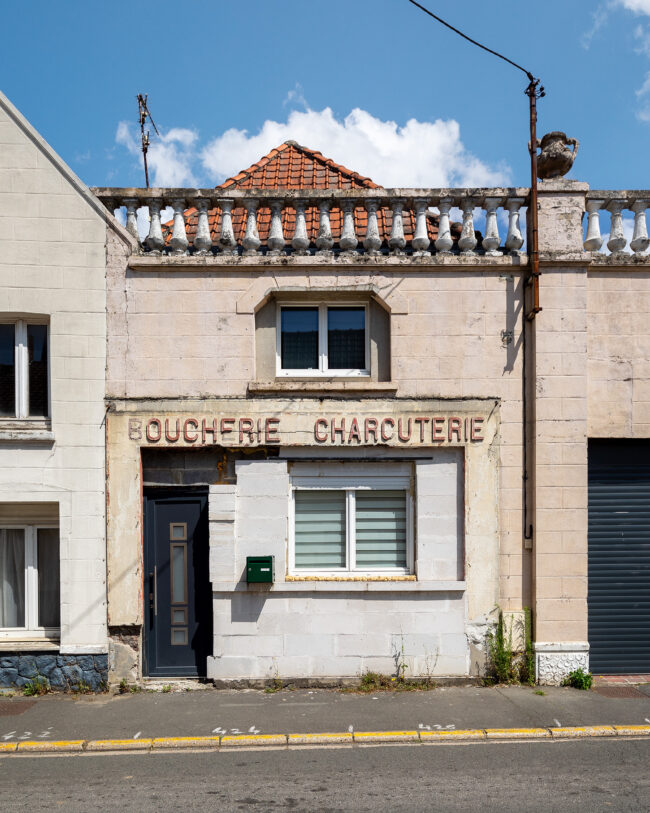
(0, 640, 59, 652)
(0, 419, 53, 443)
(213, 580, 466, 593)
(249, 380, 397, 394)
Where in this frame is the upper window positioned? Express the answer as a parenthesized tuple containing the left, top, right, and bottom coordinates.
(0, 321, 49, 419)
(277, 304, 368, 376)
(0, 526, 60, 634)
(290, 466, 413, 576)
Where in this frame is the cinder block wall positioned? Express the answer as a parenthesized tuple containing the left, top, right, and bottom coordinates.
(207, 458, 467, 680)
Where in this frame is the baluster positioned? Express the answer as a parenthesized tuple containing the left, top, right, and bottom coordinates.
(607, 200, 627, 253)
(583, 199, 604, 251)
(169, 198, 189, 255)
(292, 199, 310, 254)
(123, 198, 139, 240)
(217, 199, 237, 254)
(630, 200, 650, 254)
(145, 199, 164, 254)
(316, 199, 334, 251)
(458, 199, 477, 255)
(412, 198, 431, 254)
(434, 197, 454, 254)
(505, 197, 525, 254)
(388, 199, 406, 254)
(193, 199, 212, 255)
(482, 197, 501, 256)
(363, 199, 382, 254)
(268, 199, 286, 255)
(242, 198, 261, 254)
(339, 200, 358, 252)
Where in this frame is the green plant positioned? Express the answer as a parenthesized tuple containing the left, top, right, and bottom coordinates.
(74, 680, 92, 694)
(520, 607, 535, 686)
(487, 610, 517, 684)
(161, 684, 172, 693)
(534, 689, 545, 696)
(264, 677, 284, 694)
(23, 676, 49, 696)
(118, 678, 141, 694)
(562, 668, 593, 691)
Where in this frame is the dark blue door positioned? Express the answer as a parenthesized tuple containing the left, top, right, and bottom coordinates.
(144, 489, 211, 677)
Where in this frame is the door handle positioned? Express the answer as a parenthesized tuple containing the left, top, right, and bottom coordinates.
(149, 567, 158, 617)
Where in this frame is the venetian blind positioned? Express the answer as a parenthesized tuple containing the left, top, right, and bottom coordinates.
(294, 491, 346, 569)
(355, 490, 407, 569)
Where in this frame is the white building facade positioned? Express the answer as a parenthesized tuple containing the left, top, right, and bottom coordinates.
(0, 92, 128, 690)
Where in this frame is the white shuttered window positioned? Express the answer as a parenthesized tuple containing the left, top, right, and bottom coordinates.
(291, 466, 413, 574)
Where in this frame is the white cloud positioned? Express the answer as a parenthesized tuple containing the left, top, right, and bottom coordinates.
(116, 122, 199, 186)
(200, 106, 510, 188)
(635, 70, 650, 120)
(619, 0, 650, 14)
(283, 83, 308, 110)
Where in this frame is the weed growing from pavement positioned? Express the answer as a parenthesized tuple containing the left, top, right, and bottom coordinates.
(118, 678, 142, 694)
(343, 671, 437, 693)
(161, 684, 171, 693)
(534, 689, 546, 696)
(22, 676, 49, 696)
(264, 677, 284, 694)
(485, 607, 535, 686)
(562, 668, 593, 690)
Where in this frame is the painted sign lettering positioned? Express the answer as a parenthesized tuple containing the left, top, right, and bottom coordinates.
(131, 414, 485, 446)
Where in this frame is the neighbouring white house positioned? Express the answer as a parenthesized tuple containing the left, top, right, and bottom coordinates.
(0, 91, 131, 690)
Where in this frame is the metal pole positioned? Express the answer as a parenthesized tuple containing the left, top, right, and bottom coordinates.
(526, 79, 543, 319)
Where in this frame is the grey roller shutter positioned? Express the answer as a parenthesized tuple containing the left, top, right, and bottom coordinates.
(588, 440, 650, 674)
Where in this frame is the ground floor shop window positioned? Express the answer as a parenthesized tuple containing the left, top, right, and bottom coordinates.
(0, 527, 60, 633)
(290, 467, 412, 575)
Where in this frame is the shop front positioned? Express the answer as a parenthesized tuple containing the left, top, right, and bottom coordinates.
(106, 397, 499, 683)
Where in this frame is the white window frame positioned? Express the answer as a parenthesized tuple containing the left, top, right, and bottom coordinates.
(276, 302, 370, 377)
(0, 319, 50, 419)
(289, 472, 413, 577)
(0, 525, 60, 639)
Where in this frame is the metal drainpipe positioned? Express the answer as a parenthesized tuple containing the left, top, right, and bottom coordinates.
(523, 80, 544, 557)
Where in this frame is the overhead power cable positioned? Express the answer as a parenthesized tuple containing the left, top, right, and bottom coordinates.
(406, 0, 535, 82)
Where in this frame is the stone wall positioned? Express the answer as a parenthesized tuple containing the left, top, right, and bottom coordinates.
(0, 654, 108, 691)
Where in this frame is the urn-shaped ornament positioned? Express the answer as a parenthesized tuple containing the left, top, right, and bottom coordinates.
(535, 131, 579, 180)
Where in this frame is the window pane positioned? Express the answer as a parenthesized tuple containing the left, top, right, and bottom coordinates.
(281, 308, 318, 370)
(171, 543, 187, 604)
(0, 529, 25, 627)
(28, 325, 48, 418)
(37, 529, 60, 627)
(295, 491, 346, 569)
(327, 307, 365, 370)
(0, 324, 15, 417)
(355, 490, 407, 569)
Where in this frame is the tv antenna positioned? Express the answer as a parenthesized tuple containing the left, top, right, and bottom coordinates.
(137, 93, 159, 188)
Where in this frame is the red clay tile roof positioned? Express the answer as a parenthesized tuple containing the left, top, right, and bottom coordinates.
(165, 140, 441, 249)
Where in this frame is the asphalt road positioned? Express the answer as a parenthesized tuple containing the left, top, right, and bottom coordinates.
(1, 738, 649, 812)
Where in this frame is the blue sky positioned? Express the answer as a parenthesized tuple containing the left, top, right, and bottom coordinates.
(1, 1, 649, 191)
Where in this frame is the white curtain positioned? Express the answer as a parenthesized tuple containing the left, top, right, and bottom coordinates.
(0, 529, 25, 627)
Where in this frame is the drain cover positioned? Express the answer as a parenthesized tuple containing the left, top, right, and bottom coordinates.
(593, 686, 645, 698)
(0, 699, 37, 716)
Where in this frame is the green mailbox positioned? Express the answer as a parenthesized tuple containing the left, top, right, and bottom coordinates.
(246, 555, 275, 584)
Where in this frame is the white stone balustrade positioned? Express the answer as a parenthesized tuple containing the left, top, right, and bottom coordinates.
(585, 193, 650, 255)
(94, 188, 533, 261)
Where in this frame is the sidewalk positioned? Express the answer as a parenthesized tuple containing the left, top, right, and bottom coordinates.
(1, 684, 649, 745)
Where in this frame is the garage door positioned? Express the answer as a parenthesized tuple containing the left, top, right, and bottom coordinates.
(588, 440, 650, 674)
